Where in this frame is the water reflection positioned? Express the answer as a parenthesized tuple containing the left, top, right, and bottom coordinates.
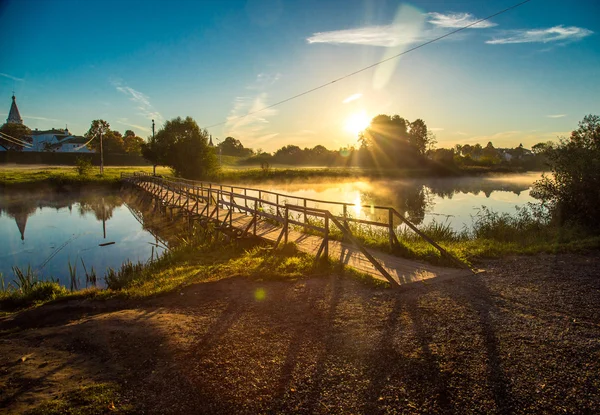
(249, 173, 539, 230)
(0, 189, 168, 286)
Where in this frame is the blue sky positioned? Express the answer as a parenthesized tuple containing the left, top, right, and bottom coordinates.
(1, 0, 598, 151)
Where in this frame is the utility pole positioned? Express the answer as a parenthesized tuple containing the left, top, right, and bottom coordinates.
(100, 130, 104, 175)
(152, 119, 156, 176)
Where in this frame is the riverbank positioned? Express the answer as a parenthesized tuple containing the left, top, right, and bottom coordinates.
(1, 251, 598, 414)
(0, 164, 534, 188)
(0, 166, 172, 189)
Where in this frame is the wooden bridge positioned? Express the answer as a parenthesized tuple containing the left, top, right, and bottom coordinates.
(122, 172, 473, 287)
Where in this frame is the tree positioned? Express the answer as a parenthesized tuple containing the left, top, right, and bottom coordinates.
(144, 116, 219, 179)
(0, 123, 31, 151)
(122, 130, 145, 155)
(217, 136, 253, 157)
(408, 119, 429, 155)
(531, 114, 600, 229)
(359, 114, 433, 167)
(531, 141, 554, 155)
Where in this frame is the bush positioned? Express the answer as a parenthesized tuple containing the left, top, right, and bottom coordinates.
(531, 115, 600, 230)
(75, 156, 93, 175)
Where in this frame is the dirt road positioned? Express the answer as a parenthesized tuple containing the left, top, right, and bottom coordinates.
(1, 253, 599, 414)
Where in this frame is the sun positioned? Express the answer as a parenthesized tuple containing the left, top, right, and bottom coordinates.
(344, 111, 370, 136)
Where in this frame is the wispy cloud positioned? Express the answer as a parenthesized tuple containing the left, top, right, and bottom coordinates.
(224, 92, 278, 147)
(247, 73, 281, 90)
(23, 115, 61, 122)
(547, 114, 566, 118)
(307, 10, 494, 47)
(307, 24, 423, 47)
(430, 127, 444, 132)
(0, 72, 24, 82)
(487, 25, 593, 44)
(116, 118, 150, 133)
(342, 93, 362, 103)
(113, 80, 162, 122)
(428, 12, 496, 29)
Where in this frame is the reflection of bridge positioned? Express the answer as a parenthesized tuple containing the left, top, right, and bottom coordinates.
(122, 173, 472, 286)
(121, 200, 169, 251)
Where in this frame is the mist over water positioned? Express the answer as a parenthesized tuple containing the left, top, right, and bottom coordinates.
(244, 172, 542, 232)
(0, 173, 541, 284)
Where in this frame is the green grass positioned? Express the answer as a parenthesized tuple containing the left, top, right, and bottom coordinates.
(26, 383, 133, 415)
(0, 166, 172, 187)
(0, 229, 378, 311)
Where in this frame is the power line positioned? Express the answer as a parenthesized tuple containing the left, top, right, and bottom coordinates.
(0, 131, 32, 147)
(204, 0, 532, 130)
(0, 130, 32, 146)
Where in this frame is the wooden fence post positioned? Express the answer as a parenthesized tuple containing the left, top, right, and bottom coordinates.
(324, 214, 329, 259)
(303, 199, 308, 232)
(388, 209, 394, 249)
(284, 206, 289, 244)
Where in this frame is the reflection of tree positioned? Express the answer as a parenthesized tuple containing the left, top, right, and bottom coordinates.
(0, 190, 124, 240)
(422, 177, 531, 198)
(77, 195, 122, 221)
(361, 182, 431, 225)
(357, 175, 534, 225)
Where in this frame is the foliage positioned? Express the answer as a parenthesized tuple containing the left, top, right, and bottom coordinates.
(122, 130, 145, 155)
(0, 122, 31, 151)
(142, 116, 219, 179)
(217, 136, 253, 157)
(358, 114, 436, 168)
(531, 114, 600, 229)
(74, 156, 93, 176)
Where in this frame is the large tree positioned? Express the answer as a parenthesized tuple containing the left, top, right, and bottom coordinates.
(531, 114, 600, 229)
(85, 120, 127, 154)
(0, 123, 31, 151)
(143, 116, 219, 179)
(359, 114, 433, 167)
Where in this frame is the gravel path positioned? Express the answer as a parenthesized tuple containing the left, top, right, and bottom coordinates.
(1, 252, 599, 414)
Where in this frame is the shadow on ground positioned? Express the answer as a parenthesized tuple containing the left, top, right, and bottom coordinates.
(1, 253, 599, 414)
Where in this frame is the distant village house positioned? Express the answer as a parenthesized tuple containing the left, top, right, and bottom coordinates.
(2, 95, 94, 153)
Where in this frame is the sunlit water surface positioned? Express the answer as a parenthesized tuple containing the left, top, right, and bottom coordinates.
(241, 172, 542, 233)
(1, 173, 541, 284)
(0, 190, 166, 286)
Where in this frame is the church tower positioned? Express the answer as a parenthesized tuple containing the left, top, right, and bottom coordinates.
(7, 95, 23, 124)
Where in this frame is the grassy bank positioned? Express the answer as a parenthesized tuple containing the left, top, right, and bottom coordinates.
(0, 231, 377, 312)
(362, 207, 599, 266)
(0, 166, 172, 188)
(218, 165, 529, 183)
(1, 163, 533, 188)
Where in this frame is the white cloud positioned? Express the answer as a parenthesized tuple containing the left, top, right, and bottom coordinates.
(23, 115, 61, 122)
(546, 114, 566, 118)
(306, 9, 495, 47)
(430, 127, 444, 132)
(427, 12, 496, 29)
(113, 81, 163, 123)
(0, 72, 23, 82)
(116, 118, 150, 133)
(487, 25, 593, 44)
(224, 89, 278, 147)
(307, 24, 423, 47)
(343, 93, 362, 103)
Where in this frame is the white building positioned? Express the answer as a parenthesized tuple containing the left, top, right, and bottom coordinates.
(2, 95, 94, 153)
(27, 128, 94, 153)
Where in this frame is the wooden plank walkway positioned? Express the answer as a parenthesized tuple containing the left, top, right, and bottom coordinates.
(122, 173, 472, 286)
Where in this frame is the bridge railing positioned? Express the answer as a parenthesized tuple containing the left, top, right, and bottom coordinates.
(123, 172, 464, 268)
